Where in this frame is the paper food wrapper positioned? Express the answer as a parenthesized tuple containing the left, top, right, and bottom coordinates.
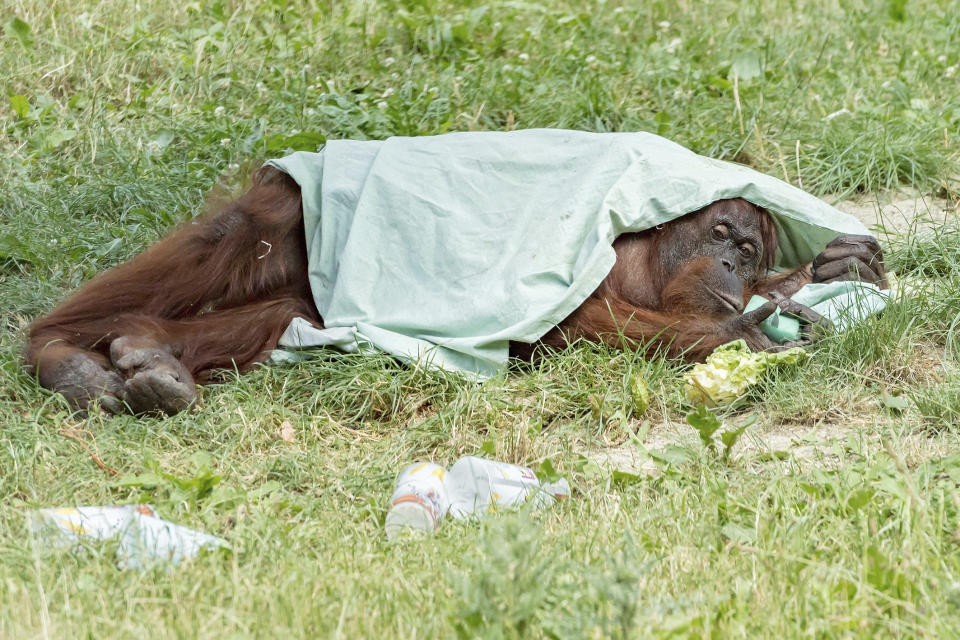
(29, 505, 229, 570)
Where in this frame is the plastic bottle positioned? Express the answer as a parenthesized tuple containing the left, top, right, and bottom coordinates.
(384, 462, 450, 538)
(446, 456, 570, 518)
(384, 457, 570, 538)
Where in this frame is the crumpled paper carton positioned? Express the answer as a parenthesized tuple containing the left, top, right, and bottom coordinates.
(29, 505, 229, 570)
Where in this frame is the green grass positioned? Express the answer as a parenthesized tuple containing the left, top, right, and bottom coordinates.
(3, 0, 960, 636)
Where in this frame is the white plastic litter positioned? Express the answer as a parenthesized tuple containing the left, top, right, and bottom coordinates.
(385, 456, 570, 538)
(29, 505, 229, 570)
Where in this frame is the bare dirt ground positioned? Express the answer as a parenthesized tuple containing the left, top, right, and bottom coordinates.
(836, 192, 958, 237)
(596, 192, 960, 475)
(595, 418, 956, 476)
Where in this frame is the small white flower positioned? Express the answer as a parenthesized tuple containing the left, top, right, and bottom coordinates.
(502, 64, 513, 71)
(220, 138, 231, 146)
(305, 107, 316, 116)
(455, 75, 463, 83)
(494, 21, 502, 29)
(383, 56, 396, 66)
(881, 79, 893, 88)
(938, 55, 948, 62)
(518, 53, 529, 61)
(303, 64, 311, 70)
(657, 20, 670, 29)
(947, 66, 957, 77)
(227, 163, 240, 171)
(585, 55, 597, 64)
(289, 129, 301, 135)
(213, 106, 225, 117)
(613, 6, 624, 13)
(50, 239, 57, 245)
(381, 87, 395, 98)
(390, 72, 400, 80)
(377, 100, 388, 110)
(428, 86, 438, 93)
(666, 37, 682, 54)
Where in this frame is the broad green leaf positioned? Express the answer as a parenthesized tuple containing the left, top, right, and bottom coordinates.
(888, 0, 907, 21)
(720, 415, 755, 458)
(94, 237, 122, 257)
(708, 75, 732, 91)
(720, 521, 756, 544)
(265, 130, 326, 152)
(686, 405, 722, 449)
(248, 480, 283, 498)
(5, 17, 33, 49)
(588, 393, 605, 420)
(755, 451, 791, 462)
(68, 92, 90, 110)
(630, 374, 650, 415)
(882, 390, 910, 414)
(206, 485, 247, 509)
(42, 129, 77, 150)
(611, 470, 643, 485)
(241, 125, 264, 152)
(649, 445, 692, 467)
(574, 455, 603, 478)
(876, 474, 908, 502)
(844, 488, 874, 512)
(189, 450, 214, 469)
(113, 472, 165, 489)
(526, 419, 542, 436)
(537, 458, 563, 483)
(798, 482, 819, 496)
(720, 423, 749, 456)
(9, 94, 28, 119)
(654, 111, 671, 136)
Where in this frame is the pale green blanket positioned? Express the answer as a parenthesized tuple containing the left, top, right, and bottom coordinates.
(268, 129, 878, 377)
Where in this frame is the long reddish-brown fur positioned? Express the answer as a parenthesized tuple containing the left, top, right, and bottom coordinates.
(26, 168, 321, 385)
